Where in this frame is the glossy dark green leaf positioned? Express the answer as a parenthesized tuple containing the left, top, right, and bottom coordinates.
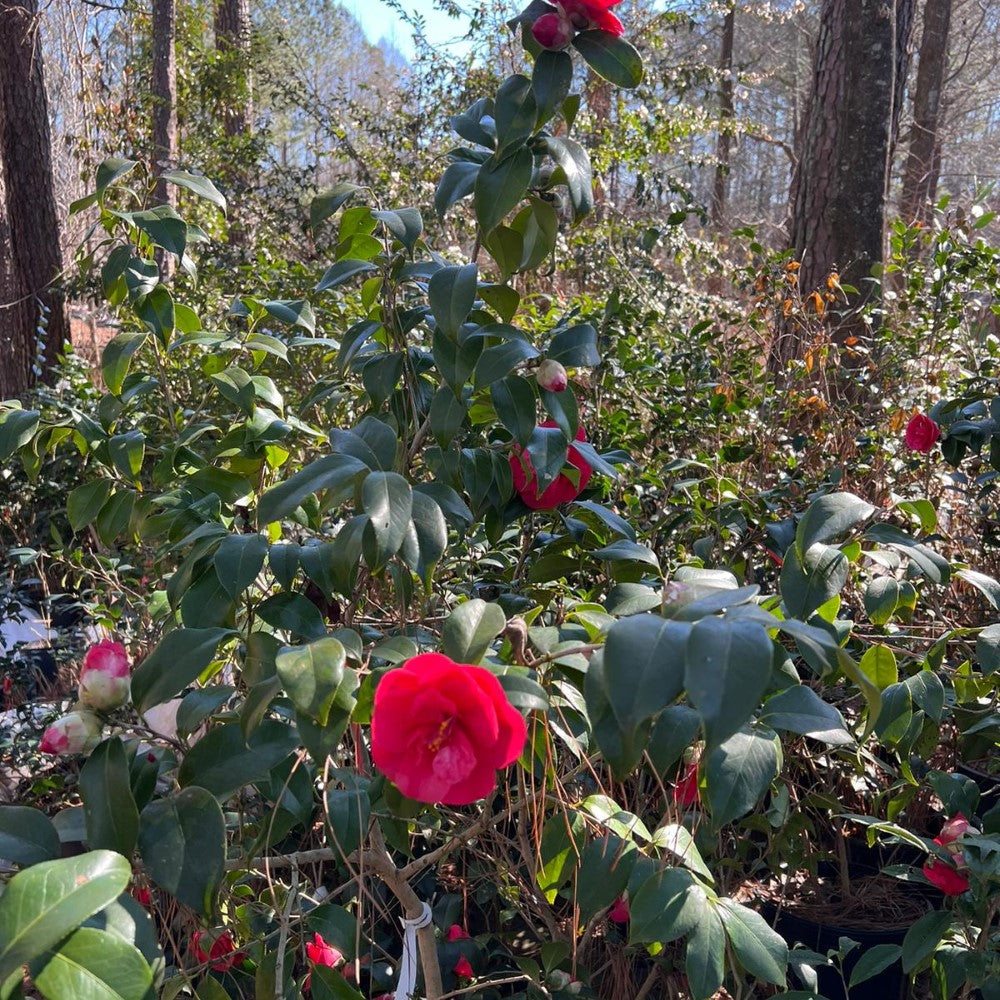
(256, 593, 327, 640)
(101, 333, 148, 396)
(428, 263, 478, 340)
(160, 170, 226, 212)
(542, 137, 593, 223)
(132, 628, 234, 715)
(441, 598, 506, 664)
(531, 49, 573, 126)
(474, 146, 533, 235)
(0, 807, 60, 867)
(257, 454, 367, 524)
(214, 533, 269, 599)
(361, 472, 413, 570)
(494, 73, 536, 155)
(276, 637, 346, 726)
(68, 480, 112, 533)
(30, 926, 153, 1000)
(703, 726, 780, 827)
(572, 30, 644, 88)
(137, 788, 225, 917)
(79, 739, 139, 857)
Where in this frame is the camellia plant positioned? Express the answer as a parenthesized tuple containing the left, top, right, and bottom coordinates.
(4, 5, 990, 1000)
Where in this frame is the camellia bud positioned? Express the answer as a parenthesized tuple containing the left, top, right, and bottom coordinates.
(39, 710, 103, 755)
(78, 640, 132, 712)
(531, 10, 575, 50)
(536, 359, 568, 392)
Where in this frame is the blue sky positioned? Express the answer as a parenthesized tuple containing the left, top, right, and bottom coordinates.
(342, 0, 473, 56)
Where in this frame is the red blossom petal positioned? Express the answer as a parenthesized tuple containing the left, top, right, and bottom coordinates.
(922, 858, 969, 895)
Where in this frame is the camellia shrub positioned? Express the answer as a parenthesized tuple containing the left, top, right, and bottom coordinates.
(8, 5, 1000, 1000)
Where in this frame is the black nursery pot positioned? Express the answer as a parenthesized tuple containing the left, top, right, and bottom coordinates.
(768, 905, 909, 1000)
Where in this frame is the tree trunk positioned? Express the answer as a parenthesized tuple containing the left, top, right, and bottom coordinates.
(710, 3, 736, 231)
(151, 0, 177, 209)
(772, 0, 916, 369)
(214, 0, 252, 138)
(0, 0, 69, 398)
(899, 0, 952, 225)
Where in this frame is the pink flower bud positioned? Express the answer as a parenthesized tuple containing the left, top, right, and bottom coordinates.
(78, 640, 131, 711)
(939, 812, 970, 845)
(39, 710, 103, 755)
(454, 956, 474, 979)
(536, 359, 569, 393)
(531, 10, 575, 50)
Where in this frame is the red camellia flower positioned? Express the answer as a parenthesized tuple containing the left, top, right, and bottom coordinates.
(192, 929, 245, 972)
(922, 813, 971, 895)
(509, 421, 593, 510)
(78, 640, 131, 712)
(371, 653, 527, 805)
(531, 0, 624, 48)
(673, 761, 701, 807)
(306, 933, 343, 968)
(608, 896, 630, 923)
(904, 413, 941, 453)
(446, 924, 470, 942)
(454, 956, 474, 979)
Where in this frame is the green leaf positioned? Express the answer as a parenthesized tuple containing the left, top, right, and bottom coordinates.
(160, 170, 226, 212)
(134, 285, 174, 344)
(131, 628, 234, 715)
(276, 637, 346, 726)
(0, 851, 130, 985)
(548, 323, 600, 368)
(957, 569, 1000, 609)
(542, 137, 593, 224)
(31, 926, 153, 1000)
(600, 615, 687, 733)
(532, 49, 573, 126)
(759, 686, 851, 745)
(316, 258, 378, 291)
(429, 386, 467, 449)
(0, 409, 39, 460)
(651, 824, 712, 880)
(474, 146, 533, 235)
(374, 207, 423, 249)
(628, 868, 702, 946)
(361, 472, 413, 570)
(256, 593, 327, 640)
(849, 943, 902, 988)
(977, 623, 1000, 675)
(137, 788, 225, 917)
(325, 784, 371, 859)
(96, 157, 138, 194)
(703, 726, 780, 827)
(434, 161, 479, 219)
(263, 299, 316, 334)
(101, 333, 148, 397)
(428, 263, 478, 340)
(797, 493, 875, 550)
(491, 374, 537, 447)
(494, 74, 536, 155)
(536, 811, 587, 903)
(571, 30, 644, 88)
(717, 898, 787, 986)
(399, 491, 448, 587)
(859, 643, 898, 690)
(780, 542, 849, 620)
(68, 480, 112, 533)
(257, 454, 367, 524)
(108, 431, 145, 481)
(864, 577, 901, 626)
(576, 835, 637, 923)
(685, 618, 774, 748)
(441, 598, 506, 664)
(214, 534, 269, 600)
(685, 900, 725, 1000)
(0, 807, 60, 867)
(901, 910, 954, 974)
(79, 739, 139, 857)
(130, 206, 187, 257)
(311, 182, 360, 230)
(177, 720, 299, 800)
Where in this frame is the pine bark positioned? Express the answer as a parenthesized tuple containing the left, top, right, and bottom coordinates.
(151, 0, 177, 208)
(773, 0, 916, 368)
(710, 3, 737, 231)
(899, 0, 952, 225)
(215, 0, 253, 138)
(0, 0, 69, 397)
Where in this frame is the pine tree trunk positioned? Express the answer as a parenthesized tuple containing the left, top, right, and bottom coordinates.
(0, 0, 69, 397)
(899, 0, 952, 225)
(710, 3, 736, 231)
(772, 0, 916, 369)
(215, 0, 253, 138)
(151, 0, 177, 209)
